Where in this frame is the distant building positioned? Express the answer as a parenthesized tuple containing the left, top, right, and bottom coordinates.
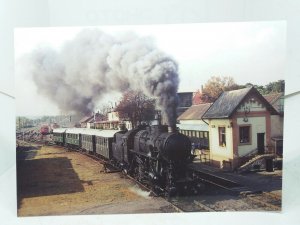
(177, 92, 193, 117)
(177, 103, 212, 149)
(202, 87, 278, 170)
(192, 86, 208, 105)
(80, 112, 105, 129)
(79, 115, 93, 128)
(94, 109, 133, 130)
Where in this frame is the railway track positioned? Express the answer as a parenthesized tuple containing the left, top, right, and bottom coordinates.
(169, 198, 216, 212)
(189, 168, 246, 193)
(242, 192, 281, 211)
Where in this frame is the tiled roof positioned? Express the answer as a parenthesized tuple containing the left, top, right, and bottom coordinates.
(178, 103, 212, 120)
(79, 115, 93, 123)
(263, 92, 283, 105)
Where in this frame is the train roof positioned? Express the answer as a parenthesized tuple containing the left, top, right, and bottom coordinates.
(64, 128, 120, 138)
(52, 128, 67, 133)
(93, 130, 121, 138)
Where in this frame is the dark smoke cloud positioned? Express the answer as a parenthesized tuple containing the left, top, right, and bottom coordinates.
(26, 29, 179, 128)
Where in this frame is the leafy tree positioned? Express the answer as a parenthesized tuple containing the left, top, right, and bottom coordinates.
(245, 80, 285, 95)
(265, 80, 285, 94)
(201, 76, 240, 102)
(116, 90, 156, 128)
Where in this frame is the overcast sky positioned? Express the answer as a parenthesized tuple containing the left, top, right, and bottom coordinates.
(15, 21, 286, 116)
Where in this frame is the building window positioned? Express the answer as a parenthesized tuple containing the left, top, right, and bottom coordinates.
(239, 126, 251, 144)
(218, 127, 226, 147)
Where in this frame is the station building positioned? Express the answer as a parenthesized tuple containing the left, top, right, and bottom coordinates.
(202, 87, 278, 170)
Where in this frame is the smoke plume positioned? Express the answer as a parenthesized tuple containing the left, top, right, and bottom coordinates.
(26, 29, 179, 128)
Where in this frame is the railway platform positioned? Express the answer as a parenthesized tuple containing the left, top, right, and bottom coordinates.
(189, 159, 282, 195)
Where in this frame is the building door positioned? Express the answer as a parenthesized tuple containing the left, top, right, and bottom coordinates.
(257, 133, 265, 154)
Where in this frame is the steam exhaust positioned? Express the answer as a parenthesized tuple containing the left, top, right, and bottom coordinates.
(21, 29, 179, 129)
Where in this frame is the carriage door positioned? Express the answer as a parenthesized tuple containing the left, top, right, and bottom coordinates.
(257, 133, 265, 154)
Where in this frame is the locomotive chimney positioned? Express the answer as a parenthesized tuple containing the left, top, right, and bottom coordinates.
(155, 111, 162, 125)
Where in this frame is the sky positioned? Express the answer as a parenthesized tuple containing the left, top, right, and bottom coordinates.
(15, 21, 286, 116)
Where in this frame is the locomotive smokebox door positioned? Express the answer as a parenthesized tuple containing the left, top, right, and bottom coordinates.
(161, 133, 191, 161)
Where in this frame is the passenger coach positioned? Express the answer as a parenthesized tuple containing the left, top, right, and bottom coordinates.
(52, 128, 120, 158)
(52, 128, 67, 145)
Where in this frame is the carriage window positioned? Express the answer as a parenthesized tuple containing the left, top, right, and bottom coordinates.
(200, 132, 203, 138)
(218, 127, 226, 147)
(204, 132, 208, 138)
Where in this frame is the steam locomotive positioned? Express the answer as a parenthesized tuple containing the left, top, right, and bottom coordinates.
(53, 124, 202, 196)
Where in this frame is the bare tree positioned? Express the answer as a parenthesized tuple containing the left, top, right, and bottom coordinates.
(116, 90, 156, 128)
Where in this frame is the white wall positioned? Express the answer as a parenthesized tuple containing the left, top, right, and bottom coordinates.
(236, 96, 266, 113)
(237, 116, 266, 157)
(180, 119, 207, 125)
(125, 121, 132, 130)
(270, 115, 284, 137)
(108, 111, 119, 121)
(209, 119, 233, 161)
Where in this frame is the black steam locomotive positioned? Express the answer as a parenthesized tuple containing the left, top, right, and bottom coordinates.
(53, 124, 201, 196)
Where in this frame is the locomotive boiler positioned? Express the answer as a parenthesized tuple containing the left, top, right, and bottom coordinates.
(112, 124, 198, 196)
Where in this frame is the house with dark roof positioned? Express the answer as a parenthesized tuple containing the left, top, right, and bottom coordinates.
(79, 112, 106, 129)
(202, 87, 278, 170)
(177, 103, 212, 149)
(79, 115, 93, 128)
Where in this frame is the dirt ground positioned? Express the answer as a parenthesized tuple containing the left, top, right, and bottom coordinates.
(17, 142, 175, 216)
(17, 141, 282, 216)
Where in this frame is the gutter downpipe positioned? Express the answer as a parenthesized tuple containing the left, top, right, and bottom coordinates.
(202, 118, 209, 125)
